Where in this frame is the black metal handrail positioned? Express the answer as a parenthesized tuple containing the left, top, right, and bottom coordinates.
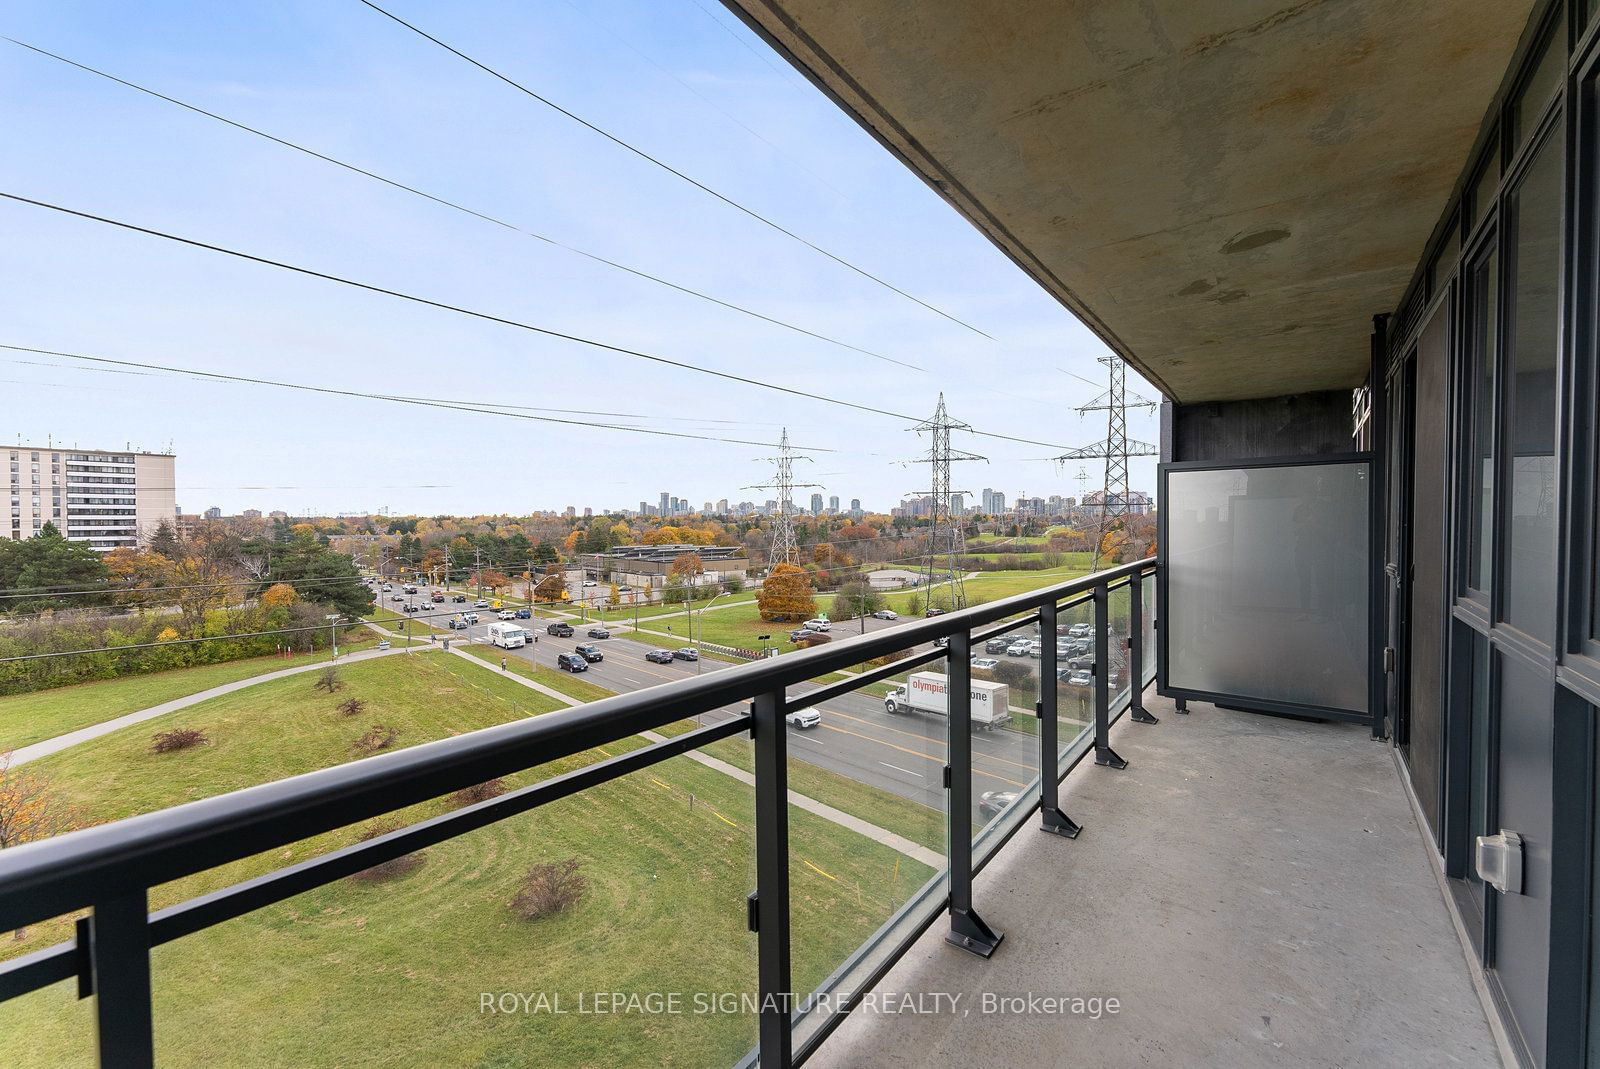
(0, 556, 1155, 1068)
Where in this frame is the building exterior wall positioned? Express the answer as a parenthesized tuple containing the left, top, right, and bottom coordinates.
(6, 443, 175, 550)
(134, 453, 177, 546)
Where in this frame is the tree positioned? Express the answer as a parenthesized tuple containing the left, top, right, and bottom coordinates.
(905, 591, 925, 617)
(757, 563, 816, 622)
(607, 580, 621, 607)
(479, 570, 511, 598)
(260, 582, 299, 609)
(834, 579, 883, 619)
(0, 524, 111, 614)
(148, 520, 180, 560)
(0, 752, 79, 849)
(263, 533, 372, 617)
(533, 573, 566, 602)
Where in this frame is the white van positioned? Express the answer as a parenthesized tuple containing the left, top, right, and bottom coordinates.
(487, 622, 527, 649)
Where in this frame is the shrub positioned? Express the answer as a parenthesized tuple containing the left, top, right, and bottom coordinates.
(510, 858, 587, 920)
(336, 697, 367, 717)
(349, 819, 424, 882)
(452, 778, 509, 807)
(866, 648, 912, 668)
(352, 724, 398, 755)
(314, 667, 343, 694)
(150, 728, 208, 754)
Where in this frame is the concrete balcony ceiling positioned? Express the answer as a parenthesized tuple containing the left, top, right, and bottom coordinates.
(725, 0, 1535, 402)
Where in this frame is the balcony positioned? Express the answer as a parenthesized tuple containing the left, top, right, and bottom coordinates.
(0, 558, 1499, 1067)
(808, 694, 1499, 1068)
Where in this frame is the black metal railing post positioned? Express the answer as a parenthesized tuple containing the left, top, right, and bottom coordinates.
(944, 629, 1003, 957)
(751, 687, 792, 1067)
(1128, 573, 1157, 725)
(1036, 602, 1080, 837)
(90, 891, 154, 1068)
(1092, 582, 1127, 769)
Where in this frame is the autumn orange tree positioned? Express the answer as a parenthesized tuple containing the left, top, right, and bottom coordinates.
(260, 582, 299, 609)
(757, 563, 816, 622)
(0, 752, 79, 850)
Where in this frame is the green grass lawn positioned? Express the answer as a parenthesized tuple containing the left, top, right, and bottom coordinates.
(0, 635, 377, 753)
(456, 645, 616, 704)
(3, 651, 936, 1068)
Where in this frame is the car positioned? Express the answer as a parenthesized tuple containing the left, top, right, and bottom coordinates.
(376, 639, 391, 650)
(381, 585, 392, 592)
(556, 652, 589, 672)
(498, 609, 516, 620)
(802, 618, 831, 632)
(872, 609, 899, 620)
(573, 643, 604, 663)
(1006, 641, 1031, 656)
(978, 790, 1018, 819)
(432, 592, 445, 601)
(984, 637, 1010, 654)
(452, 594, 467, 603)
(1064, 669, 1093, 687)
(1026, 641, 1043, 659)
(475, 599, 489, 608)
(674, 648, 699, 661)
(924, 608, 947, 618)
(547, 622, 574, 637)
(971, 657, 1001, 671)
(464, 612, 480, 624)
(449, 618, 469, 630)
(582, 580, 597, 587)
(785, 709, 821, 729)
(514, 608, 531, 619)
(404, 604, 420, 613)
(1067, 623, 1092, 638)
(587, 626, 611, 639)
(619, 586, 633, 593)
(390, 593, 404, 602)
(645, 649, 676, 664)
(933, 636, 950, 649)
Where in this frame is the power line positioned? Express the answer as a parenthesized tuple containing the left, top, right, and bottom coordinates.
(355, 0, 991, 339)
(2, 37, 918, 372)
(0, 198, 1072, 450)
(0, 343, 839, 453)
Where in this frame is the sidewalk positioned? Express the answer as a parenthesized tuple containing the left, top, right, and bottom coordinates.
(11, 644, 425, 766)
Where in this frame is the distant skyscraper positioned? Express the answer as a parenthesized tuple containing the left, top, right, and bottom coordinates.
(659, 491, 670, 516)
(716, 498, 729, 514)
(583, 507, 592, 518)
(850, 498, 861, 513)
(828, 495, 840, 512)
(639, 500, 649, 516)
(810, 493, 824, 515)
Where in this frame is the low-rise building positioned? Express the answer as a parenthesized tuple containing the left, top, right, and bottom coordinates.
(577, 544, 749, 592)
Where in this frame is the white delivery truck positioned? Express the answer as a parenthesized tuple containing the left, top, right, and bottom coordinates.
(883, 672, 1011, 730)
(487, 622, 527, 649)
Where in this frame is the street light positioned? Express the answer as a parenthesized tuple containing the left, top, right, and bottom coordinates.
(325, 613, 341, 660)
(694, 591, 733, 675)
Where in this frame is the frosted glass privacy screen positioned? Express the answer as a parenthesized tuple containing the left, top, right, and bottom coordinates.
(1162, 460, 1370, 714)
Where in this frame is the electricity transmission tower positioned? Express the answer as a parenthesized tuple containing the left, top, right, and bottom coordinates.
(745, 428, 820, 566)
(911, 394, 985, 609)
(1057, 357, 1158, 568)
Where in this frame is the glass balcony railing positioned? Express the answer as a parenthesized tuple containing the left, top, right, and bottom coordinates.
(0, 558, 1156, 1069)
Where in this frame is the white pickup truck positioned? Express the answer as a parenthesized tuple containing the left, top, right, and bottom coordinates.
(883, 672, 1011, 731)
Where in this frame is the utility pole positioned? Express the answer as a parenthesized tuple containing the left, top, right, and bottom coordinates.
(910, 394, 985, 610)
(1055, 357, 1158, 569)
(745, 428, 821, 567)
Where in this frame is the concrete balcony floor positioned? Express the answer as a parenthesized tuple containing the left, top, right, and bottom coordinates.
(811, 695, 1500, 1069)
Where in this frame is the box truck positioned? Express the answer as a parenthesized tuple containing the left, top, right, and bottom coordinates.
(883, 672, 1011, 730)
(487, 622, 527, 649)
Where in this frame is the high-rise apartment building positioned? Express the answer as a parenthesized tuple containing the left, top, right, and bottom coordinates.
(6, 444, 176, 551)
(828, 495, 840, 512)
(810, 493, 824, 515)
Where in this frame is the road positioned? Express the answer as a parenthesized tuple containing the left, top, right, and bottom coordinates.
(367, 578, 1105, 827)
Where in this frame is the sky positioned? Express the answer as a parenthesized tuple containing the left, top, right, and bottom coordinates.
(0, 0, 1160, 517)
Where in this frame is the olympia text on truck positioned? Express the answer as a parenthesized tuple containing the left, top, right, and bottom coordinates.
(883, 672, 1011, 731)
